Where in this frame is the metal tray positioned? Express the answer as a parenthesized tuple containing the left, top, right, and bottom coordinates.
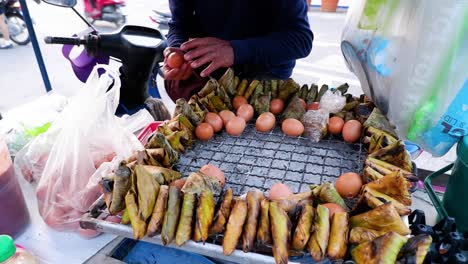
(81, 123, 366, 264)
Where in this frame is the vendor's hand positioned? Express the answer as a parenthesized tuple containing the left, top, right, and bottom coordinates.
(163, 47, 193, 81)
(181, 37, 234, 78)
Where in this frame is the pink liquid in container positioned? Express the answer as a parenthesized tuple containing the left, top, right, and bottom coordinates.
(0, 138, 30, 238)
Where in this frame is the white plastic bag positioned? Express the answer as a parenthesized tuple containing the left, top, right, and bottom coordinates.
(319, 90, 346, 114)
(34, 65, 143, 231)
(341, 0, 468, 156)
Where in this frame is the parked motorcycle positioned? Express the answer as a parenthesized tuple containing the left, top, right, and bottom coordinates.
(0, 0, 30, 45)
(83, 0, 126, 27)
(41, 0, 170, 120)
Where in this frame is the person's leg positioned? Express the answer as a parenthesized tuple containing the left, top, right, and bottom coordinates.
(0, 12, 13, 49)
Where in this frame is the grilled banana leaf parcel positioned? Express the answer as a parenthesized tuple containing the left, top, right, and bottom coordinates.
(147, 185, 169, 237)
(223, 199, 248, 256)
(308, 204, 330, 262)
(142, 165, 182, 185)
(351, 231, 408, 264)
(270, 201, 292, 264)
(350, 202, 410, 236)
(242, 190, 264, 252)
(256, 199, 272, 245)
(310, 183, 347, 209)
(193, 189, 215, 243)
(108, 163, 132, 215)
(291, 203, 314, 252)
(365, 171, 412, 206)
(327, 212, 349, 260)
(349, 227, 387, 244)
(397, 234, 432, 264)
(175, 192, 196, 246)
(210, 188, 234, 234)
(135, 165, 160, 221)
(161, 186, 182, 245)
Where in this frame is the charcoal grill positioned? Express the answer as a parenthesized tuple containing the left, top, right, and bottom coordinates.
(81, 122, 366, 263)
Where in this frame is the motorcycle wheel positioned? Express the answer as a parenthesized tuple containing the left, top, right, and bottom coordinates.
(7, 14, 30, 45)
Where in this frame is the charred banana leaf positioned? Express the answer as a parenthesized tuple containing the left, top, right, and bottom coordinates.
(223, 199, 248, 256)
(135, 165, 160, 221)
(215, 80, 233, 109)
(166, 130, 192, 153)
(272, 191, 312, 216)
(175, 192, 196, 246)
(218, 68, 237, 97)
(199, 96, 218, 113)
(172, 114, 195, 133)
(281, 95, 306, 121)
(278, 78, 300, 102)
(350, 202, 410, 235)
(351, 231, 408, 264)
(161, 186, 182, 245)
(100, 175, 114, 212)
(351, 186, 411, 216)
(109, 164, 132, 215)
(308, 204, 330, 262)
(271, 79, 278, 99)
(363, 108, 398, 137)
(154, 133, 180, 167)
(327, 212, 349, 260)
(147, 185, 169, 237)
(242, 190, 265, 252)
(210, 188, 233, 234)
(316, 84, 329, 102)
(256, 199, 272, 245)
(307, 84, 318, 104)
(233, 76, 239, 92)
(264, 80, 272, 94)
(369, 140, 413, 172)
(182, 172, 223, 196)
(237, 79, 249, 96)
(254, 92, 271, 115)
(299, 84, 309, 99)
(355, 103, 375, 123)
(342, 100, 359, 111)
(142, 165, 181, 185)
(197, 78, 217, 98)
(125, 191, 147, 240)
(397, 234, 432, 264)
(310, 183, 347, 209)
(136, 148, 164, 166)
(244, 80, 260, 100)
(193, 189, 215, 243)
(207, 91, 228, 112)
(249, 81, 264, 105)
(188, 96, 207, 116)
(174, 98, 204, 126)
(349, 227, 387, 244)
(366, 157, 417, 180)
(270, 202, 291, 264)
(291, 204, 314, 251)
(365, 171, 412, 206)
(363, 166, 385, 182)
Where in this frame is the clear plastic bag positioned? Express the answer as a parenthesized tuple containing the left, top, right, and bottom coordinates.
(302, 109, 329, 143)
(341, 0, 468, 156)
(33, 65, 143, 231)
(319, 90, 346, 114)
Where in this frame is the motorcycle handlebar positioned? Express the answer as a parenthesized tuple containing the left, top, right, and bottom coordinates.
(44, 36, 86, 45)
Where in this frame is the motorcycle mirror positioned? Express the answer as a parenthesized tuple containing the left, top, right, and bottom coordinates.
(42, 0, 77, 7)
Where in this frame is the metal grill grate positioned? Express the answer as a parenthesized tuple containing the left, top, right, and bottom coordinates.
(174, 123, 366, 197)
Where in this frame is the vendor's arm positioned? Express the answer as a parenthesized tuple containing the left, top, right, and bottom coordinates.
(167, 0, 195, 47)
(164, 0, 195, 80)
(230, 0, 313, 65)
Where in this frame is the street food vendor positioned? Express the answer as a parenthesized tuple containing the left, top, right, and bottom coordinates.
(163, 0, 314, 101)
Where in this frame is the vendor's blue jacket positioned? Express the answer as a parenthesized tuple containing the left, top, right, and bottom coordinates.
(167, 0, 314, 79)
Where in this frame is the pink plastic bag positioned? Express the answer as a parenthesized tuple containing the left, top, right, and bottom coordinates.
(35, 65, 143, 231)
